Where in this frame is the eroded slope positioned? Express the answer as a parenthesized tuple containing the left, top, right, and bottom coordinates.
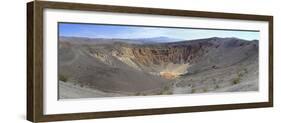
(58, 37, 259, 98)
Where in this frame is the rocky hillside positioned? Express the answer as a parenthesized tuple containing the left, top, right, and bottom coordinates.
(58, 37, 259, 98)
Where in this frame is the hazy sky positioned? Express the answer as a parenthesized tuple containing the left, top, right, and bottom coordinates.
(59, 23, 259, 41)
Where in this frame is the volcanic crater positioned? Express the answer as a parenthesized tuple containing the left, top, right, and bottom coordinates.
(58, 37, 259, 99)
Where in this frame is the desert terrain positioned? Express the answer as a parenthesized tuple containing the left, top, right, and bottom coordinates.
(58, 37, 259, 99)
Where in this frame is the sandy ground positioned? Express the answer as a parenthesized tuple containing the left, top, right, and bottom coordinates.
(59, 81, 123, 99)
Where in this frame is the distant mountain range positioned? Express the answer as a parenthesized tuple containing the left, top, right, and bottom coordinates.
(59, 36, 184, 44)
(133, 36, 183, 43)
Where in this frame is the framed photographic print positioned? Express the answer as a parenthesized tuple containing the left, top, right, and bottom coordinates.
(27, 1, 273, 122)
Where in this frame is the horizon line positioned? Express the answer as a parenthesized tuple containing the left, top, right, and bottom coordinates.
(59, 36, 259, 42)
(59, 23, 260, 41)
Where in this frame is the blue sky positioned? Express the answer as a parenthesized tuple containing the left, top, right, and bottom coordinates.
(59, 23, 259, 41)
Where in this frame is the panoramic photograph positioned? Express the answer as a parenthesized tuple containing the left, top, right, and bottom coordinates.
(58, 23, 259, 99)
